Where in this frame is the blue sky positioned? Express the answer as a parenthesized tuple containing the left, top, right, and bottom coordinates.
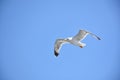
(0, 0, 120, 80)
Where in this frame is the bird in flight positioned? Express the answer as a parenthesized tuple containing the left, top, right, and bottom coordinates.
(54, 29, 101, 57)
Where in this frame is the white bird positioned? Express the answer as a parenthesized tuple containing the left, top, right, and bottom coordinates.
(54, 29, 101, 57)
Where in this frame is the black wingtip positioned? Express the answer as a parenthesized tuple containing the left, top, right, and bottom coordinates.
(54, 50, 59, 57)
(97, 37, 101, 40)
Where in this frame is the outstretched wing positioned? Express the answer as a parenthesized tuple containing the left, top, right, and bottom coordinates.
(72, 30, 89, 41)
(54, 39, 67, 57)
(89, 32, 101, 40)
(72, 30, 101, 41)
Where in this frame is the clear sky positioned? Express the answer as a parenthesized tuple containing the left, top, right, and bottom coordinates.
(0, 0, 120, 80)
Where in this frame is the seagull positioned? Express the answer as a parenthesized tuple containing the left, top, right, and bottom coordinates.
(54, 29, 101, 57)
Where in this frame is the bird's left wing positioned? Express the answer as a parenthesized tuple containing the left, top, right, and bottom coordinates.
(72, 30, 89, 41)
(72, 30, 101, 41)
(88, 32, 101, 40)
(54, 39, 68, 57)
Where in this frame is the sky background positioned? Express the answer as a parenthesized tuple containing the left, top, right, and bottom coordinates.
(0, 0, 120, 80)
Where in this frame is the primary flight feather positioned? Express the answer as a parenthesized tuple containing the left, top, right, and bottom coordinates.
(54, 29, 101, 57)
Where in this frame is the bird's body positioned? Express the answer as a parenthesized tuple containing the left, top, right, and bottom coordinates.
(54, 29, 101, 57)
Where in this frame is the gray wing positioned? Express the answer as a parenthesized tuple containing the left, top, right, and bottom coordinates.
(54, 39, 67, 57)
(72, 30, 89, 41)
(72, 30, 101, 41)
(89, 32, 101, 40)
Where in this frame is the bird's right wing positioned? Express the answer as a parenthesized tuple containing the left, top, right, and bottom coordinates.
(54, 39, 67, 57)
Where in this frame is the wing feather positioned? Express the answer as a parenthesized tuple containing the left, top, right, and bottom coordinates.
(54, 39, 67, 57)
(72, 30, 101, 41)
(89, 32, 101, 40)
(72, 30, 89, 41)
